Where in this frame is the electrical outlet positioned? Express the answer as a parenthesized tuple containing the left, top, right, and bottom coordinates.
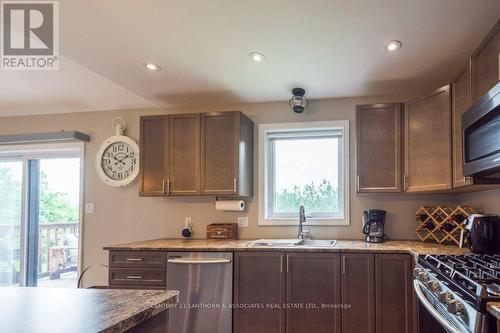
(85, 203, 95, 214)
(185, 217, 192, 227)
(238, 217, 248, 228)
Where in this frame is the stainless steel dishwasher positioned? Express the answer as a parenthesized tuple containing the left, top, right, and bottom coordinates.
(166, 252, 233, 333)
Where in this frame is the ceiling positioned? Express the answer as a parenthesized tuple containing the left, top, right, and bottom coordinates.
(1, 0, 499, 117)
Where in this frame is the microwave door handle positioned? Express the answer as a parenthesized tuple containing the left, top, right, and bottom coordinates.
(167, 258, 231, 264)
(413, 280, 462, 333)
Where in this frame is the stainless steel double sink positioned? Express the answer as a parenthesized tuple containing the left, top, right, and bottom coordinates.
(247, 239, 337, 248)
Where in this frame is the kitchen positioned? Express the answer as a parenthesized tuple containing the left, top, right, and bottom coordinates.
(0, 1, 499, 333)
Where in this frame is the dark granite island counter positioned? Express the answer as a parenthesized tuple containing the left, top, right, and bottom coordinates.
(0, 287, 178, 333)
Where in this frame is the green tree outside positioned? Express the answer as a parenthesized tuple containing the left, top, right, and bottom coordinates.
(275, 179, 339, 213)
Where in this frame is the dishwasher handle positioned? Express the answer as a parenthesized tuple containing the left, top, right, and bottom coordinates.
(167, 258, 231, 265)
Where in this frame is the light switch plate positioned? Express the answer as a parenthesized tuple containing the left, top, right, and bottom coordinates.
(85, 203, 95, 214)
(238, 217, 248, 228)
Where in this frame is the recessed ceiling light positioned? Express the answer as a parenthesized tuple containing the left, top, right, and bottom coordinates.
(249, 52, 265, 63)
(385, 40, 402, 52)
(143, 62, 161, 71)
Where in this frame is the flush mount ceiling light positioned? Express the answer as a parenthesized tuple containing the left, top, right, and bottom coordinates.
(289, 88, 308, 113)
(385, 40, 402, 52)
(248, 51, 265, 63)
(143, 62, 161, 72)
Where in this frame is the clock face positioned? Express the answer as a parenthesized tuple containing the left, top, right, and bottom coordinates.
(101, 141, 137, 181)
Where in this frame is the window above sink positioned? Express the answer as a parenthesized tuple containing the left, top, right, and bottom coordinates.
(258, 121, 350, 226)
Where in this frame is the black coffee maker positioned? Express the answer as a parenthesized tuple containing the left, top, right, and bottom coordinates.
(362, 209, 387, 243)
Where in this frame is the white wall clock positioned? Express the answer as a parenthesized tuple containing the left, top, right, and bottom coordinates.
(95, 117, 140, 187)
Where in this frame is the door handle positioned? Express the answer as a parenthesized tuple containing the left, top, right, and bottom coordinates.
(166, 179, 170, 195)
(233, 178, 237, 193)
(125, 275, 143, 279)
(126, 258, 143, 262)
(342, 256, 346, 275)
(286, 254, 290, 273)
(280, 254, 283, 273)
(356, 175, 360, 192)
(167, 258, 231, 264)
(162, 179, 166, 194)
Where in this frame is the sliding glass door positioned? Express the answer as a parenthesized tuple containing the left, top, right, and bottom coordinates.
(0, 161, 23, 286)
(0, 144, 82, 288)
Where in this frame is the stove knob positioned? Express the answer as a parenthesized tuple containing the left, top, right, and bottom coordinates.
(438, 291, 453, 304)
(413, 268, 422, 278)
(426, 280, 440, 292)
(447, 300, 464, 315)
(417, 271, 429, 282)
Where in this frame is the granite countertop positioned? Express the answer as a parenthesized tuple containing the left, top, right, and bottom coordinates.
(104, 238, 470, 255)
(487, 302, 500, 320)
(0, 287, 178, 333)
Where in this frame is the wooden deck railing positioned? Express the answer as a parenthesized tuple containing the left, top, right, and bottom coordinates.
(0, 222, 78, 278)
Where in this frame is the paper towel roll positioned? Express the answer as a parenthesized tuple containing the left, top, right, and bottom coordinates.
(215, 200, 246, 211)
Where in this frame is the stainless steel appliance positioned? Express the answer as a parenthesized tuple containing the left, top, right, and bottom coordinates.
(362, 209, 387, 243)
(462, 81, 500, 180)
(461, 214, 500, 254)
(414, 254, 500, 333)
(166, 252, 233, 333)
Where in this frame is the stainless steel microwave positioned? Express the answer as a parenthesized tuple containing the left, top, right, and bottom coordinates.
(462, 81, 500, 180)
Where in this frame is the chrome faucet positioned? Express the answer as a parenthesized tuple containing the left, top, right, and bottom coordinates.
(298, 205, 308, 240)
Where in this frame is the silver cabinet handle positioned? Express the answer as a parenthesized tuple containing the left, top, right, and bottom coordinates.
(342, 255, 346, 275)
(286, 254, 290, 273)
(414, 280, 461, 333)
(167, 258, 231, 264)
(167, 179, 170, 194)
(403, 174, 409, 191)
(125, 275, 143, 279)
(162, 179, 166, 195)
(126, 258, 143, 262)
(356, 175, 360, 192)
(280, 255, 283, 273)
(233, 178, 237, 193)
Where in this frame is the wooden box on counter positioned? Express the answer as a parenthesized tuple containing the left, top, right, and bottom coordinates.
(206, 223, 238, 240)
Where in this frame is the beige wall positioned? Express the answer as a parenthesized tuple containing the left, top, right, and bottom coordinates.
(0, 95, 461, 286)
(459, 188, 500, 215)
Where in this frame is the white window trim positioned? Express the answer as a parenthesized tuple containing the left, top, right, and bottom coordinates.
(258, 120, 350, 226)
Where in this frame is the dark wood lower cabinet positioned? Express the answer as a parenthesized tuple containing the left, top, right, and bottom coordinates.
(286, 252, 341, 333)
(341, 253, 375, 333)
(375, 254, 414, 333)
(234, 252, 286, 333)
(125, 311, 169, 333)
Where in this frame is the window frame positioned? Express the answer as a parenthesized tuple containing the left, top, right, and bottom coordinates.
(258, 120, 350, 226)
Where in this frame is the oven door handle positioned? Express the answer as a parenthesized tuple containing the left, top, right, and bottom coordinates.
(413, 280, 462, 333)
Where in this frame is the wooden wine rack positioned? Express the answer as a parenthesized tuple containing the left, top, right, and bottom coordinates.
(415, 205, 477, 246)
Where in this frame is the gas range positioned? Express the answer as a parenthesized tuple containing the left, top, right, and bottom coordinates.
(414, 254, 500, 333)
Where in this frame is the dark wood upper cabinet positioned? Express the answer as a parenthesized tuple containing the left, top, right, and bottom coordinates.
(356, 104, 403, 193)
(375, 254, 414, 333)
(341, 253, 375, 333)
(200, 111, 253, 197)
(139, 115, 169, 196)
(139, 111, 253, 197)
(286, 252, 341, 333)
(234, 252, 286, 333)
(404, 85, 452, 192)
(452, 65, 474, 189)
(168, 114, 200, 195)
(472, 19, 500, 101)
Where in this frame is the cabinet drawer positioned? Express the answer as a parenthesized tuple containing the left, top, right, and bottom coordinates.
(109, 268, 166, 287)
(109, 251, 166, 268)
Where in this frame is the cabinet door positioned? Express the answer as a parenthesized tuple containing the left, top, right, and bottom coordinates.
(341, 253, 375, 333)
(472, 20, 500, 100)
(404, 85, 452, 192)
(286, 253, 341, 333)
(169, 114, 200, 195)
(375, 254, 414, 333)
(452, 65, 474, 189)
(200, 112, 239, 195)
(234, 252, 286, 333)
(139, 116, 169, 196)
(356, 104, 403, 193)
